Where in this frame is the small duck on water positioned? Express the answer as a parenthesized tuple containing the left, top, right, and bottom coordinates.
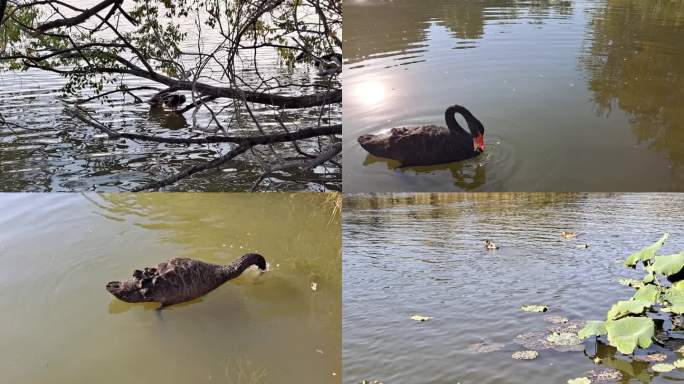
(561, 231, 577, 240)
(484, 239, 499, 250)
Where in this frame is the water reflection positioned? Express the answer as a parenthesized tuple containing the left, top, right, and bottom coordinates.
(581, 0, 684, 189)
(344, 0, 574, 65)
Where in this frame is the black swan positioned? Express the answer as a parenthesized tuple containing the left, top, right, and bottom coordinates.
(149, 93, 186, 110)
(357, 104, 485, 166)
(295, 51, 342, 76)
(106, 253, 266, 308)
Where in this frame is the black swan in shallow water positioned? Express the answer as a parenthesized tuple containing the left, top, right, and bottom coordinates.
(106, 253, 266, 308)
(357, 104, 486, 166)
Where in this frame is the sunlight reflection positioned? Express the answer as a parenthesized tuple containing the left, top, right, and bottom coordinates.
(354, 80, 386, 107)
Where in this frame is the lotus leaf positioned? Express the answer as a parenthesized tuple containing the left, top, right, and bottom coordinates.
(652, 363, 675, 373)
(410, 315, 433, 322)
(607, 300, 650, 320)
(578, 321, 607, 340)
(632, 284, 660, 304)
(546, 332, 581, 346)
(663, 285, 684, 314)
(605, 317, 654, 354)
(511, 350, 538, 360)
(652, 252, 684, 277)
(521, 305, 548, 313)
(674, 359, 684, 368)
(624, 233, 668, 267)
(618, 278, 644, 288)
(567, 378, 590, 384)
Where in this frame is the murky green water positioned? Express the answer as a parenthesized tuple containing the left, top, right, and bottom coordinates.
(0, 193, 341, 383)
(342, 0, 684, 192)
(344, 193, 684, 383)
(0, 1, 341, 192)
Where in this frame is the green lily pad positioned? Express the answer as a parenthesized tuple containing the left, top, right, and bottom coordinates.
(625, 233, 669, 267)
(652, 363, 675, 373)
(632, 284, 660, 304)
(410, 315, 433, 322)
(521, 305, 548, 313)
(662, 285, 684, 314)
(587, 368, 623, 382)
(605, 317, 655, 354)
(512, 350, 539, 360)
(567, 378, 590, 384)
(546, 332, 581, 346)
(652, 252, 684, 277)
(606, 300, 650, 320)
(579, 321, 607, 340)
(673, 359, 684, 368)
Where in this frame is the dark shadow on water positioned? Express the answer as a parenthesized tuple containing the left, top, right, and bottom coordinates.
(362, 154, 486, 190)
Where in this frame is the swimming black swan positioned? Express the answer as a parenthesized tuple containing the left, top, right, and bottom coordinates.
(149, 93, 186, 110)
(295, 51, 342, 76)
(357, 104, 486, 166)
(106, 253, 266, 308)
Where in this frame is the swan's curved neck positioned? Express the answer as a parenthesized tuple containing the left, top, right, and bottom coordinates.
(220, 253, 266, 282)
(445, 105, 480, 137)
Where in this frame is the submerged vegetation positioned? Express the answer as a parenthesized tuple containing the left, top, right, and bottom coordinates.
(579, 233, 684, 356)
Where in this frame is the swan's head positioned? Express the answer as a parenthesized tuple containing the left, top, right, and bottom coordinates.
(106, 279, 146, 303)
(473, 133, 485, 153)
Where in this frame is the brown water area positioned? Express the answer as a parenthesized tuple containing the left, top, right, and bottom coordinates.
(0, 193, 341, 384)
(343, 193, 684, 383)
(343, 0, 684, 192)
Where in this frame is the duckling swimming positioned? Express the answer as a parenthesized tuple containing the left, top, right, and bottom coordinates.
(484, 239, 499, 250)
(561, 231, 577, 240)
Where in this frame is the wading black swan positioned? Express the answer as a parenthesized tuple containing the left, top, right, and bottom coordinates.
(357, 104, 485, 166)
(106, 253, 266, 308)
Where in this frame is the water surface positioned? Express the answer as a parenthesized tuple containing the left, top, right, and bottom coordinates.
(0, 1, 341, 192)
(344, 193, 684, 383)
(0, 193, 341, 383)
(343, 0, 684, 192)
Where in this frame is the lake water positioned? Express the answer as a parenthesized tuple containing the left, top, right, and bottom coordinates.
(343, 193, 684, 383)
(0, 193, 341, 384)
(342, 0, 684, 192)
(0, 2, 341, 192)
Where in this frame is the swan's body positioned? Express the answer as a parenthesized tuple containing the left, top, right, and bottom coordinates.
(106, 253, 266, 308)
(357, 105, 485, 166)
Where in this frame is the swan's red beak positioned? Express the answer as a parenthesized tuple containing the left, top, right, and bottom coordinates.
(474, 134, 485, 152)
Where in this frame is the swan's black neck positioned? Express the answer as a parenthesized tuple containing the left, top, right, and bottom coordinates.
(445, 104, 483, 138)
(220, 253, 266, 282)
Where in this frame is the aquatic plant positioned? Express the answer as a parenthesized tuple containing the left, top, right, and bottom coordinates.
(579, 233, 684, 354)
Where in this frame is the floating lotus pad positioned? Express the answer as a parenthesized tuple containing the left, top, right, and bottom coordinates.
(606, 300, 650, 321)
(512, 350, 539, 360)
(632, 284, 660, 304)
(652, 252, 684, 276)
(546, 332, 581, 346)
(586, 368, 623, 382)
(674, 359, 684, 368)
(567, 378, 590, 384)
(635, 353, 667, 362)
(410, 315, 433, 322)
(652, 363, 675, 373)
(578, 321, 607, 340)
(521, 305, 548, 313)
